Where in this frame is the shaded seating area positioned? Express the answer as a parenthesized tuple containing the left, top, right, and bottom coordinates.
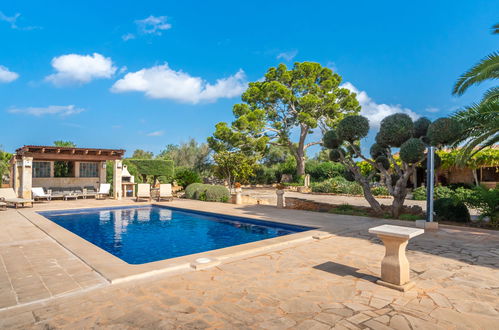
(10, 145, 126, 200)
(0, 188, 33, 208)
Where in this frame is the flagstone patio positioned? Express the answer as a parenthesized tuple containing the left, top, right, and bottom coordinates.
(0, 199, 498, 329)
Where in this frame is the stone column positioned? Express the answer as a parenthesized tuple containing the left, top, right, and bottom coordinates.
(99, 161, 107, 186)
(20, 157, 33, 199)
(74, 161, 80, 178)
(276, 189, 285, 208)
(113, 160, 123, 200)
(235, 188, 243, 205)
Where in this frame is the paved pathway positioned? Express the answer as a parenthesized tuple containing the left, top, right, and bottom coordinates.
(0, 199, 498, 329)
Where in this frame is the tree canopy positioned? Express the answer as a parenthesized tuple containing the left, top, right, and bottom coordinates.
(208, 62, 361, 177)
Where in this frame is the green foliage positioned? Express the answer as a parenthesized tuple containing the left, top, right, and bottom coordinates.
(427, 117, 462, 146)
(370, 143, 387, 158)
(174, 167, 202, 188)
(336, 115, 369, 142)
(184, 183, 205, 199)
(213, 151, 255, 187)
(371, 186, 389, 196)
(305, 160, 345, 182)
(434, 198, 470, 223)
(157, 139, 211, 173)
(465, 186, 499, 221)
(399, 138, 426, 164)
(208, 62, 361, 176)
(357, 161, 375, 176)
(128, 159, 175, 183)
(185, 183, 230, 203)
(399, 214, 424, 221)
(323, 130, 342, 149)
(261, 145, 292, 166)
(375, 156, 390, 170)
(311, 177, 363, 195)
(329, 204, 369, 217)
(252, 165, 279, 184)
(376, 113, 414, 147)
(414, 117, 432, 138)
(204, 185, 230, 202)
(329, 149, 343, 162)
(53, 141, 76, 147)
(412, 185, 456, 200)
(54, 161, 73, 177)
(131, 149, 153, 159)
(437, 148, 499, 170)
(0, 149, 13, 181)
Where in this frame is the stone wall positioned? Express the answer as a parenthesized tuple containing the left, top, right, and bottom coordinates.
(284, 197, 334, 212)
(32, 177, 101, 189)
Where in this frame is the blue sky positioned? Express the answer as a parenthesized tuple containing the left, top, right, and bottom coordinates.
(1, 0, 497, 157)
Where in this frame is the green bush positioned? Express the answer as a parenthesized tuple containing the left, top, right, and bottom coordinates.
(184, 183, 204, 199)
(414, 117, 431, 138)
(369, 143, 387, 158)
(337, 116, 370, 142)
(376, 113, 414, 147)
(371, 186, 389, 196)
(427, 117, 462, 146)
(434, 198, 470, 223)
(311, 177, 363, 195)
(305, 160, 345, 182)
(399, 138, 426, 164)
(204, 185, 230, 202)
(175, 167, 202, 188)
(252, 165, 278, 184)
(323, 130, 342, 149)
(412, 185, 455, 200)
(465, 186, 499, 221)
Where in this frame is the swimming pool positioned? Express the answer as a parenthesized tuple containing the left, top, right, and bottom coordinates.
(39, 205, 313, 264)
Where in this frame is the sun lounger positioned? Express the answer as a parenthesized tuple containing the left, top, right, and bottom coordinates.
(96, 184, 111, 200)
(136, 184, 151, 202)
(0, 198, 6, 211)
(32, 187, 51, 201)
(157, 184, 173, 201)
(0, 188, 34, 208)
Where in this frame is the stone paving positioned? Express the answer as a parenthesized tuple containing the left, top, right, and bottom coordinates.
(0, 198, 498, 329)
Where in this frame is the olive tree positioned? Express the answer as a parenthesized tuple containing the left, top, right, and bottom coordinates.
(324, 114, 461, 218)
(208, 62, 360, 177)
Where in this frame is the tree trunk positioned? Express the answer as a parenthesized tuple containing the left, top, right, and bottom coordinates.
(295, 154, 306, 177)
(294, 124, 308, 178)
(391, 195, 406, 219)
(360, 181, 383, 215)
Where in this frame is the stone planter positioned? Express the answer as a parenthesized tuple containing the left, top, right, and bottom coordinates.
(235, 188, 243, 205)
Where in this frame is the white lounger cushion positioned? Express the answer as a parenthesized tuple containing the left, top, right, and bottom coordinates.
(159, 184, 172, 197)
(137, 184, 151, 197)
(0, 188, 33, 203)
(32, 187, 50, 197)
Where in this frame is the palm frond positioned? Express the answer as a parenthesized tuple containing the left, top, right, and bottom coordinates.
(452, 52, 499, 95)
(493, 23, 499, 34)
(482, 86, 499, 103)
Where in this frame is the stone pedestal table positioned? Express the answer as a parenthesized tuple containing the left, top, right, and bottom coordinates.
(369, 225, 424, 291)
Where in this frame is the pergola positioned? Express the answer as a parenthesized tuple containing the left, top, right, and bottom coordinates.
(11, 145, 126, 199)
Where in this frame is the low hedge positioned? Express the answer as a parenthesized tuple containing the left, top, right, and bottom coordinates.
(311, 177, 363, 195)
(184, 183, 230, 203)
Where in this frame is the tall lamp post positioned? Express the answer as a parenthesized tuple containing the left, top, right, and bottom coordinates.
(426, 146, 435, 223)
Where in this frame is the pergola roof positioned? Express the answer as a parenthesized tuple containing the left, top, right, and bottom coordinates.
(14, 145, 125, 161)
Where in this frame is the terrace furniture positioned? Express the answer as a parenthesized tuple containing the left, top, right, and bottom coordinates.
(157, 184, 173, 201)
(0, 198, 6, 211)
(96, 184, 111, 200)
(32, 187, 51, 201)
(82, 186, 97, 199)
(136, 184, 152, 202)
(0, 188, 34, 208)
(369, 225, 424, 291)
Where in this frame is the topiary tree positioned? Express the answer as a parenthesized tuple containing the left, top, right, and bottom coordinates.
(323, 113, 461, 218)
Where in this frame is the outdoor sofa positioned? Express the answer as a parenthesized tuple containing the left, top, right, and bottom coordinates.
(0, 188, 34, 208)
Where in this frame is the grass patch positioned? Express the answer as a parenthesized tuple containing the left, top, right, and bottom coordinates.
(398, 214, 424, 221)
(329, 204, 369, 217)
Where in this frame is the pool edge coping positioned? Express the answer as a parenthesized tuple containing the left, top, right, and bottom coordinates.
(19, 203, 331, 284)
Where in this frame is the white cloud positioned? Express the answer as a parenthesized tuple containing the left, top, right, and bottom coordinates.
(111, 64, 247, 104)
(276, 50, 298, 62)
(0, 11, 40, 30)
(342, 82, 419, 127)
(425, 107, 439, 113)
(135, 16, 171, 35)
(147, 130, 164, 136)
(0, 65, 19, 83)
(8, 105, 84, 117)
(45, 53, 117, 86)
(122, 33, 135, 41)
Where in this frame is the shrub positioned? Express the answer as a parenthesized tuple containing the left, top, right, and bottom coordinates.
(375, 156, 390, 170)
(305, 160, 345, 182)
(184, 183, 204, 199)
(371, 186, 389, 196)
(376, 113, 414, 147)
(311, 177, 363, 195)
(204, 185, 230, 202)
(175, 167, 202, 188)
(329, 149, 343, 162)
(412, 185, 455, 200)
(427, 117, 462, 146)
(434, 198, 470, 223)
(465, 186, 499, 221)
(399, 138, 426, 164)
(370, 143, 387, 158)
(252, 165, 278, 184)
(336, 116, 370, 142)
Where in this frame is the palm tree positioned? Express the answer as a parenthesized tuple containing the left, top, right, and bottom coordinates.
(452, 24, 499, 163)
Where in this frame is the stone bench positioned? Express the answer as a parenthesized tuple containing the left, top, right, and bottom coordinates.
(369, 225, 424, 291)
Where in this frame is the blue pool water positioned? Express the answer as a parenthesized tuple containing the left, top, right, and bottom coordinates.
(39, 206, 313, 264)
